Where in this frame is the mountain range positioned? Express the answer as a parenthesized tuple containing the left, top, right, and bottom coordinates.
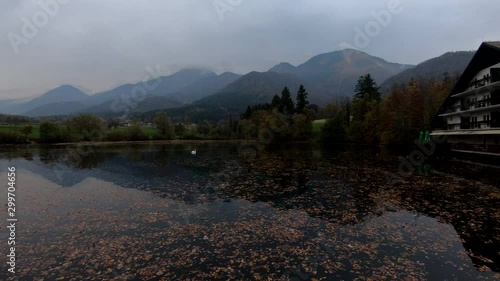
(0, 48, 476, 119)
(379, 51, 475, 92)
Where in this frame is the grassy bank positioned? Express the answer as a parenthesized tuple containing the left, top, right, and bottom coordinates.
(0, 124, 40, 140)
(0, 120, 328, 145)
(312, 119, 326, 140)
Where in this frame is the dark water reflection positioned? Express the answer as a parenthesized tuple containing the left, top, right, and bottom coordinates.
(0, 143, 498, 280)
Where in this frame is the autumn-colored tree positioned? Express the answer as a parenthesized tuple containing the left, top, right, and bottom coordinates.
(20, 125, 33, 141)
(67, 114, 106, 141)
(407, 79, 425, 131)
(154, 112, 174, 139)
(376, 75, 459, 144)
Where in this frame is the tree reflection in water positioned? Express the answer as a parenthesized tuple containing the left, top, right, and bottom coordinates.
(0, 142, 498, 274)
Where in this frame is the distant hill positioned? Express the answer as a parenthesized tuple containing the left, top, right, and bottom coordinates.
(194, 71, 302, 112)
(23, 101, 88, 117)
(269, 62, 296, 74)
(0, 113, 32, 124)
(26, 85, 88, 105)
(0, 49, 477, 119)
(142, 71, 303, 123)
(1, 85, 89, 116)
(380, 51, 475, 92)
(150, 69, 217, 96)
(0, 68, 221, 117)
(80, 71, 240, 116)
(196, 49, 413, 111)
(85, 83, 136, 106)
(266, 49, 413, 103)
(143, 50, 416, 121)
(85, 68, 217, 106)
(166, 72, 241, 103)
(0, 100, 26, 114)
(81, 95, 184, 116)
(294, 49, 413, 101)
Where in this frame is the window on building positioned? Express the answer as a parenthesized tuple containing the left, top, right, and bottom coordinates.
(471, 116, 479, 129)
(469, 97, 478, 109)
(485, 94, 491, 106)
(481, 115, 491, 128)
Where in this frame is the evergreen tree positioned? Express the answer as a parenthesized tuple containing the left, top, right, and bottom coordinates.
(295, 85, 309, 113)
(271, 95, 281, 109)
(279, 87, 295, 114)
(352, 74, 382, 122)
(242, 106, 252, 119)
(354, 74, 381, 101)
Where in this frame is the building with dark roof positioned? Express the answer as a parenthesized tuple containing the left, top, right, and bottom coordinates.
(431, 42, 500, 157)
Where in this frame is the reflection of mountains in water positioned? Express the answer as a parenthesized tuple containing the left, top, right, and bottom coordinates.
(0, 144, 385, 221)
(6, 145, 240, 197)
(1, 144, 498, 272)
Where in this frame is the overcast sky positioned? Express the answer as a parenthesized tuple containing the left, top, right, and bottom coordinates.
(0, 0, 498, 99)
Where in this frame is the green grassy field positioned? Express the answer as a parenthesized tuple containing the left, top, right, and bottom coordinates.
(0, 124, 40, 140)
(312, 119, 326, 140)
(312, 119, 326, 133)
(0, 124, 159, 142)
(112, 126, 158, 139)
(141, 127, 158, 138)
(1, 121, 324, 143)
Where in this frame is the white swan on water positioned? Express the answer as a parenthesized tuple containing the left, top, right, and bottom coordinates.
(191, 149, 197, 156)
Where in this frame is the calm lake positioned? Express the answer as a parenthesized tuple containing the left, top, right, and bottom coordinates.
(0, 142, 499, 280)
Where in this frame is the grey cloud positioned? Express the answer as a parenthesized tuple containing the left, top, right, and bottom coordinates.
(1, 0, 499, 99)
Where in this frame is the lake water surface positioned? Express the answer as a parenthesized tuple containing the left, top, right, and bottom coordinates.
(0, 143, 499, 280)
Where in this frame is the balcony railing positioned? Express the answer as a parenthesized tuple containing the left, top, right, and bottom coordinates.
(467, 98, 492, 109)
(439, 104, 500, 117)
(451, 81, 500, 98)
(460, 121, 491, 130)
(469, 78, 489, 89)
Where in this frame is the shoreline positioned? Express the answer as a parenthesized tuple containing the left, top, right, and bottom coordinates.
(52, 139, 255, 146)
(0, 139, 262, 147)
